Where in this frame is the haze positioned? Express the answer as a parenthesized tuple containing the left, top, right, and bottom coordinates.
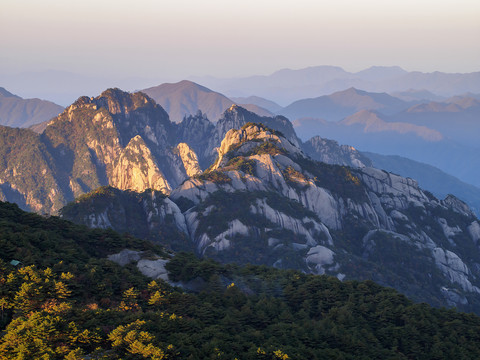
(1, 0, 479, 103)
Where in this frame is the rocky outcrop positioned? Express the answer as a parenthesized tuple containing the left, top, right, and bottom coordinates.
(176, 143, 201, 177)
(302, 136, 372, 168)
(205, 105, 301, 162)
(111, 135, 171, 194)
(108, 249, 170, 281)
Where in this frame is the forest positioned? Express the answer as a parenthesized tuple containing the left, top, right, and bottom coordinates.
(2, 200, 480, 359)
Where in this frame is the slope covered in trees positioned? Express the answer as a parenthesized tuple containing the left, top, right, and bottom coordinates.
(2, 200, 480, 359)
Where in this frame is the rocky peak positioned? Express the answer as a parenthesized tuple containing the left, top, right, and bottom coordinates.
(442, 194, 475, 217)
(94, 88, 156, 115)
(111, 135, 171, 194)
(176, 143, 201, 177)
(176, 111, 215, 168)
(212, 123, 303, 171)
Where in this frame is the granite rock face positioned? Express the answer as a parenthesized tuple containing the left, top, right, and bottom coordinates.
(166, 124, 480, 311)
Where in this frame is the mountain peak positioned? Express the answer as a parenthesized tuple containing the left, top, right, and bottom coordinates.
(142, 80, 233, 123)
(211, 122, 302, 171)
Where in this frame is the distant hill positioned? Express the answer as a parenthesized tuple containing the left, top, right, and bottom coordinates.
(142, 80, 272, 123)
(340, 110, 443, 141)
(389, 97, 480, 148)
(0, 87, 63, 128)
(354, 65, 408, 81)
(278, 88, 412, 121)
(391, 89, 445, 102)
(142, 80, 234, 123)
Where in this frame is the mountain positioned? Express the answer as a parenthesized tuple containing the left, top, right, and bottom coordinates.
(389, 97, 480, 148)
(141, 80, 272, 123)
(0, 88, 300, 214)
(191, 66, 480, 105)
(363, 152, 480, 217)
(60, 186, 192, 252)
(0, 87, 63, 128)
(279, 88, 412, 121)
(4, 200, 480, 359)
(62, 123, 480, 313)
(202, 104, 300, 164)
(142, 80, 234, 123)
(340, 110, 443, 141)
(0, 88, 200, 213)
(300, 135, 480, 218)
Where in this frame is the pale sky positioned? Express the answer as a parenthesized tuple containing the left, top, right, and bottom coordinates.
(1, 0, 479, 80)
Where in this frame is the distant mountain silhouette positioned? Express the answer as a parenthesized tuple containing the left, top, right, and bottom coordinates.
(0, 87, 64, 128)
(391, 89, 445, 102)
(142, 80, 271, 123)
(279, 88, 412, 121)
(192, 66, 480, 104)
(354, 66, 408, 81)
(390, 97, 480, 148)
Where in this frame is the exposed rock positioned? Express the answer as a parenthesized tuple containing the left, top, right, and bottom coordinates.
(137, 259, 170, 281)
(442, 194, 475, 217)
(302, 136, 372, 168)
(306, 246, 335, 274)
(111, 135, 171, 194)
(438, 218, 462, 239)
(433, 248, 480, 293)
(107, 249, 170, 281)
(107, 249, 142, 267)
(176, 143, 201, 177)
(468, 221, 480, 244)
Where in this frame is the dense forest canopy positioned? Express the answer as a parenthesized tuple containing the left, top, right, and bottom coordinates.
(2, 200, 480, 359)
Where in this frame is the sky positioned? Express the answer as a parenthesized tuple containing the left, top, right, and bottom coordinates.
(1, 0, 479, 103)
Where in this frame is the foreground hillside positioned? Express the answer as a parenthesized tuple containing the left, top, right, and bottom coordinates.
(2, 200, 480, 359)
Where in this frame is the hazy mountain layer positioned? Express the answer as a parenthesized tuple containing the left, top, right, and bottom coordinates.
(293, 109, 480, 188)
(192, 66, 480, 105)
(279, 87, 412, 121)
(0, 87, 63, 128)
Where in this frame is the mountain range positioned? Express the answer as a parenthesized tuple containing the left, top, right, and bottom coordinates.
(2, 86, 480, 313)
(279, 87, 413, 121)
(57, 118, 480, 313)
(191, 65, 480, 105)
